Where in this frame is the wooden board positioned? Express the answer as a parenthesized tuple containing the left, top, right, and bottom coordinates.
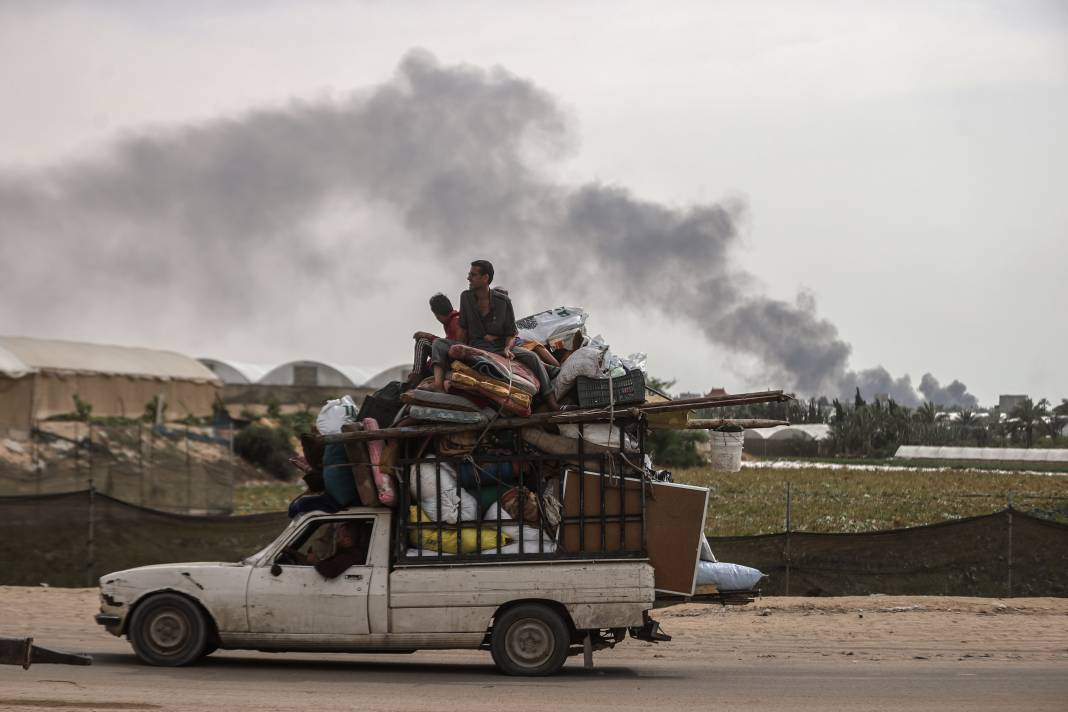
(560, 471, 708, 596)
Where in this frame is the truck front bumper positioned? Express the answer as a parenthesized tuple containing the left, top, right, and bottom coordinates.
(94, 613, 121, 627)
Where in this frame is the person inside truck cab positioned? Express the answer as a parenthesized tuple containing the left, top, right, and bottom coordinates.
(287, 521, 372, 579)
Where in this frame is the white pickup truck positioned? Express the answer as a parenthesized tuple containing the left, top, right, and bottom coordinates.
(95, 506, 667, 676)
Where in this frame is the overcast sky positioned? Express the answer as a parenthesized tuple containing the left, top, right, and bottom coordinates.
(1, 1, 1065, 405)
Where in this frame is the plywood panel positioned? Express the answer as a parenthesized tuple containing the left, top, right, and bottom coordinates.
(561, 471, 708, 596)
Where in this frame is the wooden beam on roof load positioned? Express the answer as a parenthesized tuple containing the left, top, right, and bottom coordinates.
(317, 389, 791, 443)
(683, 418, 789, 430)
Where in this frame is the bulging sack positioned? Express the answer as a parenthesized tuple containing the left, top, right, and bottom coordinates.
(696, 561, 765, 591)
(410, 458, 480, 524)
(551, 346, 605, 400)
(316, 395, 359, 435)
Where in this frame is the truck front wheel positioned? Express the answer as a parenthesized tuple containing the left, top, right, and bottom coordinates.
(490, 604, 570, 676)
(128, 593, 209, 667)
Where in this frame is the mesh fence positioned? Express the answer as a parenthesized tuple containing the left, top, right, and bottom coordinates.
(0, 490, 287, 587)
(3, 490, 1066, 595)
(0, 422, 236, 514)
(709, 509, 1068, 597)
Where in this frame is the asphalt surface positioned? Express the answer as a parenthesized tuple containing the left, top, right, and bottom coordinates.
(3, 646, 1067, 712)
(3, 589, 1066, 711)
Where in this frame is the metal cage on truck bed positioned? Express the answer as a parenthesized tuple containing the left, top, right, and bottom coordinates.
(392, 416, 652, 565)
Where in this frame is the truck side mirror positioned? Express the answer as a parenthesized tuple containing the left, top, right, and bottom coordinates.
(270, 563, 283, 577)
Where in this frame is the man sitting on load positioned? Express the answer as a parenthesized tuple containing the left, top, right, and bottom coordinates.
(429, 259, 558, 410)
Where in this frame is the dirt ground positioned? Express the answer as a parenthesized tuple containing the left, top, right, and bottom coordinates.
(1, 587, 1066, 711)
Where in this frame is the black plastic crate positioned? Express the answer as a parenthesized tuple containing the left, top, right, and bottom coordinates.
(575, 371, 647, 407)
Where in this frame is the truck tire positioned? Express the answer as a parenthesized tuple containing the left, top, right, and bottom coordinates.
(128, 593, 209, 667)
(490, 604, 570, 676)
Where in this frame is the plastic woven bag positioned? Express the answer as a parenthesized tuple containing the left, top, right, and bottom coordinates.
(315, 395, 359, 435)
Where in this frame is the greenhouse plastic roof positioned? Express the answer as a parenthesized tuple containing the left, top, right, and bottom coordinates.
(744, 424, 831, 441)
(894, 445, 1068, 463)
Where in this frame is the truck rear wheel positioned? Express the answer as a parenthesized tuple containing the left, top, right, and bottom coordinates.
(128, 593, 209, 667)
(490, 604, 570, 676)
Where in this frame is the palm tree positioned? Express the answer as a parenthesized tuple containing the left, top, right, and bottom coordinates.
(958, 410, 977, 427)
(914, 401, 938, 424)
(1010, 398, 1050, 447)
(1042, 399, 1068, 439)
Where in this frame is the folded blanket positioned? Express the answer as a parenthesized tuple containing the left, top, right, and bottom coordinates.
(448, 343, 538, 395)
(447, 362, 532, 417)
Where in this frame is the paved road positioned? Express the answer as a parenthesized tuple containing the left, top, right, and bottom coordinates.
(3, 646, 1066, 712)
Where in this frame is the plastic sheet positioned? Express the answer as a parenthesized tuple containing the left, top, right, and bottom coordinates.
(315, 395, 359, 435)
(517, 307, 588, 349)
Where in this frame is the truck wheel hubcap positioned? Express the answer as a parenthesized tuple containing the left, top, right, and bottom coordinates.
(506, 618, 553, 668)
(147, 609, 188, 650)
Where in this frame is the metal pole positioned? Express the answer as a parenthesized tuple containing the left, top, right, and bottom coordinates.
(1006, 493, 1014, 598)
(32, 420, 40, 496)
(185, 424, 192, 513)
(785, 482, 792, 597)
(73, 420, 80, 485)
(228, 424, 235, 515)
(87, 480, 95, 588)
(138, 422, 145, 506)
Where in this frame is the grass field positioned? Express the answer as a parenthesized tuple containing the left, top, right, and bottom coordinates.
(673, 465, 1068, 536)
(233, 466, 1068, 536)
(232, 481, 302, 515)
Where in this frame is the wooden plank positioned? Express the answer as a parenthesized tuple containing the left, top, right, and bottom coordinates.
(682, 418, 788, 430)
(559, 472, 708, 596)
(318, 390, 790, 443)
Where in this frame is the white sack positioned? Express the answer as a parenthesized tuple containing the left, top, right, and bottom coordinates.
(315, 395, 359, 435)
(411, 459, 479, 524)
(484, 502, 557, 549)
(551, 346, 605, 400)
(696, 561, 765, 591)
(559, 423, 638, 452)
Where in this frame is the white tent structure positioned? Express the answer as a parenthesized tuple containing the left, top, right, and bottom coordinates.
(259, 360, 379, 389)
(197, 358, 273, 385)
(363, 363, 411, 390)
(0, 336, 221, 435)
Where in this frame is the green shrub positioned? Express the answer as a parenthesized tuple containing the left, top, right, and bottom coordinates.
(233, 424, 295, 480)
(648, 429, 707, 468)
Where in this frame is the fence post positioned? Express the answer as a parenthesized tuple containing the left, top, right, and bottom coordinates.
(73, 420, 80, 484)
(228, 424, 235, 515)
(784, 482, 792, 597)
(185, 423, 192, 513)
(87, 480, 95, 588)
(138, 421, 145, 506)
(1006, 493, 1014, 598)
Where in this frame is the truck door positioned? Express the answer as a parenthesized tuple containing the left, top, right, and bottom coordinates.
(246, 517, 374, 636)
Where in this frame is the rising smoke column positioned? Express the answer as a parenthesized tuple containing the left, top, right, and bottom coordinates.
(0, 50, 973, 405)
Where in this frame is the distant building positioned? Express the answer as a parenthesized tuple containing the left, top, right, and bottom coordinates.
(999, 394, 1029, 414)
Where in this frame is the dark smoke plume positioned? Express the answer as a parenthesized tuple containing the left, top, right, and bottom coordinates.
(918, 374, 979, 409)
(0, 50, 972, 405)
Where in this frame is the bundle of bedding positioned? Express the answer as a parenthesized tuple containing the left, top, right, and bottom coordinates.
(447, 343, 539, 394)
(446, 361, 533, 417)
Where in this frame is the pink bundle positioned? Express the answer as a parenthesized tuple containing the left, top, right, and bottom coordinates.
(362, 417, 396, 507)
